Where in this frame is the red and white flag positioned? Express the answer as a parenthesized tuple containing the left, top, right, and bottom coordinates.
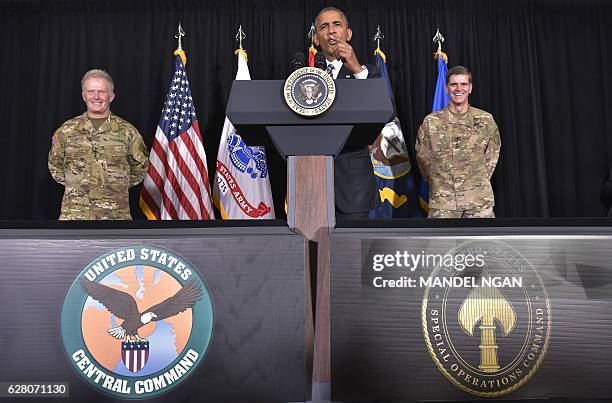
(213, 49, 274, 219)
(140, 51, 215, 220)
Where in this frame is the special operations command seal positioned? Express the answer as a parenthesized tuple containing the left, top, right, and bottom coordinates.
(422, 240, 551, 397)
(283, 66, 336, 117)
(61, 245, 213, 399)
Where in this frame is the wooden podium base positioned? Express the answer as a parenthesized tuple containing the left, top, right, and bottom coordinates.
(287, 155, 335, 383)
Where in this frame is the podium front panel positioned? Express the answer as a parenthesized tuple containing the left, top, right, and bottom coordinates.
(0, 226, 309, 402)
(331, 226, 612, 401)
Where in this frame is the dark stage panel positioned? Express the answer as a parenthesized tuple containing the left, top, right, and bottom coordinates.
(331, 225, 612, 401)
(0, 225, 309, 403)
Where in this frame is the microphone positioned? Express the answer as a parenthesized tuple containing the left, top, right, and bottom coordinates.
(314, 52, 326, 70)
(291, 52, 305, 71)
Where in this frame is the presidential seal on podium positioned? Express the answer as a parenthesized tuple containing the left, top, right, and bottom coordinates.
(283, 66, 336, 117)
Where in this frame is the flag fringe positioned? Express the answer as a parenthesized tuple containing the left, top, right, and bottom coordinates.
(212, 195, 229, 219)
(418, 195, 430, 214)
(139, 196, 158, 220)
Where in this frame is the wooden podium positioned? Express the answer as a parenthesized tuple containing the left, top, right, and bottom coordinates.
(227, 78, 394, 383)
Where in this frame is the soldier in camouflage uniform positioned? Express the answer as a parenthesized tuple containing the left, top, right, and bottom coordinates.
(48, 69, 149, 220)
(416, 66, 500, 218)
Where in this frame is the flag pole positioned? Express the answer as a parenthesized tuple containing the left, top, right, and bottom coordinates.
(235, 25, 247, 60)
(372, 25, 386, 62)
(308, 23, 315, 47)
(373, 24, 384, 52)
(176, 22, 185, 51)
(174, 22, 187, 65)
(307, 23, 317, 67)
(235, 25, 246, 50)
(432, 28, 447, 62)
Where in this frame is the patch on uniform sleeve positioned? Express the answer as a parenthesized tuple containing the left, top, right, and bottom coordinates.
(52, 133, 59, 146)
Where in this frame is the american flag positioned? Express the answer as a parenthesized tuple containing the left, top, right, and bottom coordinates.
(140, 54, 215, 219)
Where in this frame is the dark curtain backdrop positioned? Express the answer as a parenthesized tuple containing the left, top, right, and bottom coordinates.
(1, 0, 611, 219)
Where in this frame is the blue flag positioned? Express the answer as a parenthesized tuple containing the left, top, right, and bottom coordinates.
(419, 50, 450, 213)
(368, 49, 425, 219)
(432, 51, 450, 112)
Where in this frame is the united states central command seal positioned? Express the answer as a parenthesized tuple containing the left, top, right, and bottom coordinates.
(61, 245, 213, 399)
(283, 66, 336, 117)
(422, 240, 551, 397)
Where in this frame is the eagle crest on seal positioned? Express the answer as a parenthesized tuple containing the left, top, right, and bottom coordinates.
(80, 277, 202, 342)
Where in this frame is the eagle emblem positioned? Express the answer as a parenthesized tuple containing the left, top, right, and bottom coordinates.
(298, 79, 322, 105)
(80, 277, 202, 343)
(227, 129, 269, 179)
(62, 246, 214, 393)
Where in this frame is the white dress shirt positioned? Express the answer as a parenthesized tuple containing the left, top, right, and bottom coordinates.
(326, 59, 369, 79)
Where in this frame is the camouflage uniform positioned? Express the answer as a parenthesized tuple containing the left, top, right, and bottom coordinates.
(48, 113, 149, 220)
(416, 106, 500, 218)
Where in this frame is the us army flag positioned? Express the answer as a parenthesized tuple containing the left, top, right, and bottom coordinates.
(368, 48, 424, 219)
(213, 49, 275, 219)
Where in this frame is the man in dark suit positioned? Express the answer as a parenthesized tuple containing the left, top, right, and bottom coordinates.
(313, 6, 380, 220)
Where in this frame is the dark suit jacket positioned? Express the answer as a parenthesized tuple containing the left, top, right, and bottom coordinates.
(334, 63, 381, 218)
